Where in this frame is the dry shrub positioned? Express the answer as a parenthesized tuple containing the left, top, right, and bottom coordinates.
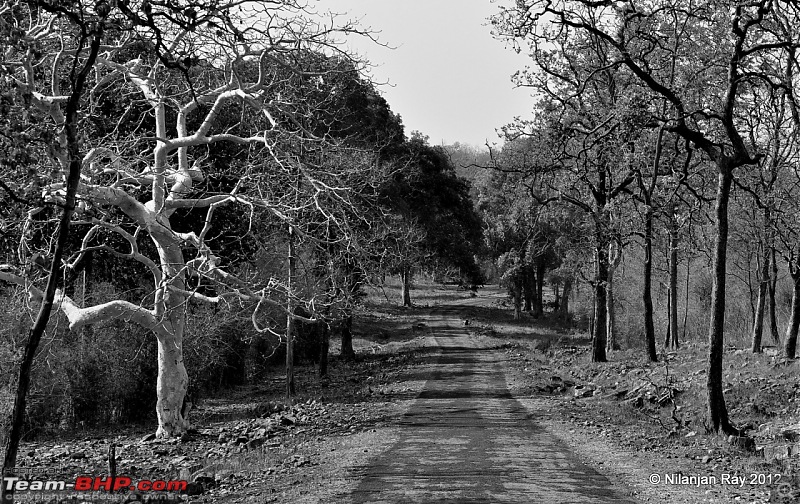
(0, 281, 287, 439)
(0, 291, 28, 444)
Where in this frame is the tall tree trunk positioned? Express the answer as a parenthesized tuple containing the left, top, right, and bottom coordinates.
(683, 254, 691, 341)
(769, 247, 780, 345)
(606, 270, 617, 351)
(664, 294, 671, 348)
(553, 283, 561, 309)
(641, 127, 662, 361)
(285, 226, 296, 398)
(535, 259, 545, 317)
(558, 278, 572, 319)
(2, 32, 103, 504)
(340, 313, 355, 361)
(784, 279, 800, 359)
(752, 219, 771, 353)
(319, 323, 330, 377)
(591, 161, 610, 363)
(512, 280, 523, 320)
(668, 208, 680, 349)
(151, 99, 192, 438)
(642, 218, 658, 361)
(154, 319, 189, 437)
(400, 267, 412, 307)
(707, 169, 737, 435)
(784, 254, 800, 359)
(606, 243, 622, 353)
(642, 208, 657, 360)
(593, 240, 609, 363)
(765, 85, 782, 347)
(523, 266, 533, 312)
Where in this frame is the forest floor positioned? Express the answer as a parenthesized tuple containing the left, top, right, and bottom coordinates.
(7, 284, 800, 503)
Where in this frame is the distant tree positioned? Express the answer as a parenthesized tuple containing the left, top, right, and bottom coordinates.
(480, 168, 534, 319)
(381, 133, 484, 306)
(478, 143, 564, 320)
(444, 142, 493, 195)
(495, 62, 639, 363)
(737, 57, 797, 354)
(772, 46, 800, 359)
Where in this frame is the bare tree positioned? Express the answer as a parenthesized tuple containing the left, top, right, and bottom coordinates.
(491, 34, 639, 362)
(493, 0, 800, 435)
(0, 2, 106, 498)
(0, 0, 380, 446)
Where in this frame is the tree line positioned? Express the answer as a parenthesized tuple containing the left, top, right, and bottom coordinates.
(481, 0, 800, 437)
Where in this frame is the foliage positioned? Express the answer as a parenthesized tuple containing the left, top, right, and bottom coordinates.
(380, 134, 484, 286)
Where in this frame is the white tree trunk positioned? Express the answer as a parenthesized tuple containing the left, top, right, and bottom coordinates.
(155, 328, 189, 437)
(606, 242, 622, 352)
(558, 277, 572, 319)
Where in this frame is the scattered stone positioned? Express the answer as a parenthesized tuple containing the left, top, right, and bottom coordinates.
(613, 389, 629, 399)
(215, 469, 234, 482)
(191, 467, 216, 484)
(762, 443, 800, 461)
(727, 435, 756, 452)
(287, 455, 312, 468)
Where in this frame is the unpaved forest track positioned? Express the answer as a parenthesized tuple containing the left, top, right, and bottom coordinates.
(345, 302, 637, 503)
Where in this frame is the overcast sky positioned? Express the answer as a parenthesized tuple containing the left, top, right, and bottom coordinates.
(322, 1, 535, 148)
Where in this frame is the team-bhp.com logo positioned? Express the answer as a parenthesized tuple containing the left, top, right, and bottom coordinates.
(4, 476, 187, 493)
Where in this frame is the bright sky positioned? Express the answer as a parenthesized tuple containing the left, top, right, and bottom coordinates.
(322, 1, 535, 149)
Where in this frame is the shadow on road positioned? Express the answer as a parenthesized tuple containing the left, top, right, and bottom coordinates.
(346, 303, 638, 503)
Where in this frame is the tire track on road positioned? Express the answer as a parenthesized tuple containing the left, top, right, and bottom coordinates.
(348, 302, 637, 503)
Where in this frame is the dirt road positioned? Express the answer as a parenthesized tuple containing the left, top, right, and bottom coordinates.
(346, 303, 637, 503)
